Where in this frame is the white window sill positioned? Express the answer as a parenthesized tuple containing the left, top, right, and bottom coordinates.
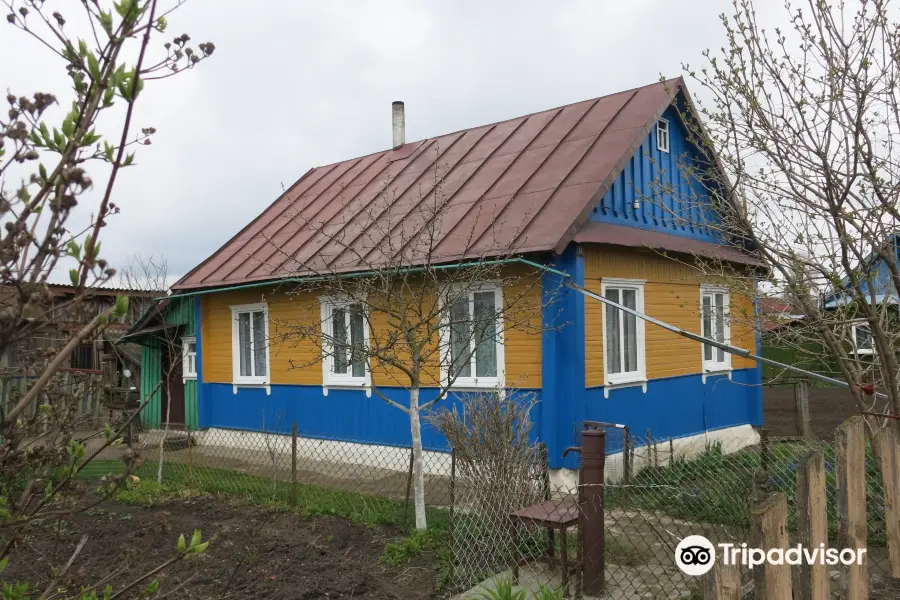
(323, 382, 371, 397)
(603, 378, 647, 398)
(182, 375, 197, 384)
(702, 368, 732, 384)
(852, 350, 875, 356)
(445, 378, 503, 392)
(232, 382, 271, 395)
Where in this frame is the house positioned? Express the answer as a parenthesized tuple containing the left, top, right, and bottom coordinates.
(0, 283, 159, 426)
(144, 78, 764, 477)
(121, 296, 198, 429)
(758, 297, 804, 334)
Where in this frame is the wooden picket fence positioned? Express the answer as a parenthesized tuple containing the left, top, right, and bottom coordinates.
(0, 369, 105, 428)
(704, 416, 900, 600)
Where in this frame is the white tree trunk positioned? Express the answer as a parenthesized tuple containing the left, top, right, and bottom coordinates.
(409, 386, 427, 530)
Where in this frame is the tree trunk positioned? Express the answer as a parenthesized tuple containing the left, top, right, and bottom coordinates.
(409, 386, 427, 530)
(158, 361, 172, 484)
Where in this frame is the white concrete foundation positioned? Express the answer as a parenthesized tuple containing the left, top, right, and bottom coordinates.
(548, 424, 760, 490)
(150, 423, 758, 485)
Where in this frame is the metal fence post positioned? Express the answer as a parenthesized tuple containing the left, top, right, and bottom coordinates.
(580, 424, 606, 596)
(449, 448, 456, 537)
(795, 379, 813, 440)
(291, 422, 298, 507)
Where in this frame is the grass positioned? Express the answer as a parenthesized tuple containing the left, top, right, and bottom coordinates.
(604, 440, 887, 546)
(82, 459, 451, 530)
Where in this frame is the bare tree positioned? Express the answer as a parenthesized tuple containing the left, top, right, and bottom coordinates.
(119, 252, 183, 483)
(653, 0, 900, 432)
(0, 0, 212, 594)
(264, 163, 560, 530)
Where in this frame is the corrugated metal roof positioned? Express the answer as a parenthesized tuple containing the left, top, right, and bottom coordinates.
(175, 78, 689, 290)
(573, 221, 764, 267)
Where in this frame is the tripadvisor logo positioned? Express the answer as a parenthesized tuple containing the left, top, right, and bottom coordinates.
(674, 535, 867, 577)
(675, 536, 716, 576)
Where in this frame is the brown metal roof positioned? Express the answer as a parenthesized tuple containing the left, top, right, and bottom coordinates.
(174, 78, 688, 290)
(573, 221, 764, 267)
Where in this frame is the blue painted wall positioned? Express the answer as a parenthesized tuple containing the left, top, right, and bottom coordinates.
(197, 383, 542, 453)
(583, 369, 761, 455)
(590, 105, 721, 242)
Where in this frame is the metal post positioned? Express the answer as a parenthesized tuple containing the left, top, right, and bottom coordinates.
(291, 422, 298, 507)
(795, 379, 813, 440)
(646, 428, 652, 470)
(449, 448, 456, 537)
(580, 425, 606, 596)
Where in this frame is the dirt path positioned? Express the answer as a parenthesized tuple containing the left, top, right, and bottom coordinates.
(4, 496, 439, 599)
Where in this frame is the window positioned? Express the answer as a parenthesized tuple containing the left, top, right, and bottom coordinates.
(231, 303, 269, 385)
(601, 279, 646, 389)
(851, 321, 874, 355)
(70, 342, 96, 371)
(320, 297, 370, 391)
(442, 286, 504, 388)
(657, 118, 670, 153)
(701, 287, 731, 372)
(182, 336, 197, 379)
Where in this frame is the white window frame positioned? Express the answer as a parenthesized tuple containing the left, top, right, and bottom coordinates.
(182, 336, 197, 382)
(319, 296, 371, 397)
(656, 118, 670, 153)
(600, 278, 647, 396)
(701, 286, 732, 380)
(850, 320, 875, 355)
(439, 284, 505, 390)
(231, 302, 270, 393)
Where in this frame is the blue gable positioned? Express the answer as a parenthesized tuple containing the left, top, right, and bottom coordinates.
(824, 235, 900, 307)
(590, 104, 722, 243)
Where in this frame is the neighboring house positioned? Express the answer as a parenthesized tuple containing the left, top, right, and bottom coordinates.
(824, 234, 900, 356)
(0, 283, 157, 377)
(758, 297, 804, 334)
(121, 296, 198, 429)
(0, 284, 158, 425)
(148, 78, 764, 475)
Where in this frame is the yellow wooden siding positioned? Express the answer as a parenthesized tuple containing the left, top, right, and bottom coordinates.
(199, 267, 543, 388)
(503, 272, 543, 388)
(730, 292, 757, 370)
(583, 245, 757, 386)
(201, 287, 321, 385)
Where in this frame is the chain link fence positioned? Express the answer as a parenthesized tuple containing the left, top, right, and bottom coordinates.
(80, 421, 893, 598)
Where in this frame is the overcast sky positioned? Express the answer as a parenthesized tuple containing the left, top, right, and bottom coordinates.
(2, 0, 783, 284)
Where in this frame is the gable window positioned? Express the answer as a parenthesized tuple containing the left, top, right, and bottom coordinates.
(320, 297, 370, 392)
(851, 321, 874, 355)
(182, 336, 197, 380)
(442, 286, 504, 389)
(656, 118, 670, 153)
(601, 279, 646, 390)
(231, 303, 269, 385)
(701, 287, 731, 372)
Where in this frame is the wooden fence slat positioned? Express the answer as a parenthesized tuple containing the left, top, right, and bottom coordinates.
(796, 449, 829, 600)
(751, 492, 793, 600)
(703, 561, 741, 600)
(877, 427, 900, 578)
(836, 416, 868, 600)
